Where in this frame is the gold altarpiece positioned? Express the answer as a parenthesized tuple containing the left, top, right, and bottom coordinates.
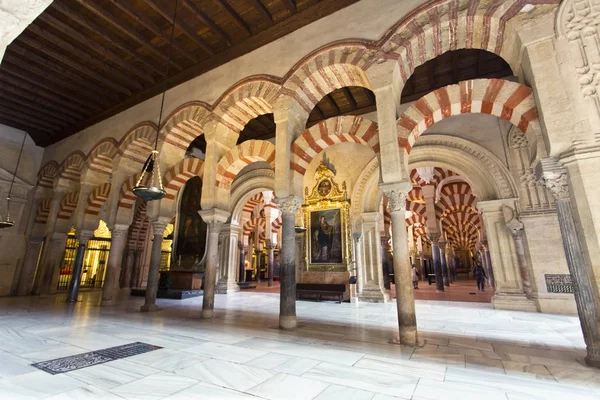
(301, 164, 351, 272)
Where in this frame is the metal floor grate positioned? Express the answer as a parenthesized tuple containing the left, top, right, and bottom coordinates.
(32, 342, 162, 374)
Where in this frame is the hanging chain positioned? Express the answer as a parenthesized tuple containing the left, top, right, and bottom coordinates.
(3, 131, 27, 222)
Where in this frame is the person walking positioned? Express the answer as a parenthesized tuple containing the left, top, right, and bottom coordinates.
(411, 264, 419, 289)
(473, 262, 487, 292)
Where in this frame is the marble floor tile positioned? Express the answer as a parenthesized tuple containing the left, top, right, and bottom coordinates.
(164, 381, 263, 400)
(126, 348, 208, 372)
(502, 361, 555, 381)
(247, 372, 330, 400)
(355, 355, 446, 382)
(45, 385, 124, 399)
(313, 384, 374, 400)
(183, 341, 266, 363)
(109, 372, 197, 400)
(546, 365, 600, 387)
(272, 357, 321, 376)
(66, 359, 159, 389)
(465, 356, 505, 372)
(245, 352, 294, 370)
(302, 361, 417, 398)
(412, 378, 507, 400)
(0, 370, 85, 398)
(0, 350, 39, 378)
(175, 358, 273, 392)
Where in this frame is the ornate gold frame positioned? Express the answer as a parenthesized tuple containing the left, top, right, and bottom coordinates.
(302, 164, 351, 272)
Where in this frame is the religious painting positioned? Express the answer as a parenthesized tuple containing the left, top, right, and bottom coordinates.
(309, 208, 343, 264)
(302, 163, 351, 271)
(175, 176, 207, 269)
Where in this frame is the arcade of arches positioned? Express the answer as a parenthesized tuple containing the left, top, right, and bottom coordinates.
(2, 0, 600, 392)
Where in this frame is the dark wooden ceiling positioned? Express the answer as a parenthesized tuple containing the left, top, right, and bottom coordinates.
(0, 0, 359, 147)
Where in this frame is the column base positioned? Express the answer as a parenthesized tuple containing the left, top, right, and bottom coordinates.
(358, 287, 389, 303)
(215, 280, 240, 294)
(397, 327, 418, 345)
(279, 315, 297, 330)
(202, 309, 214, 319)
(585, 354, 600, 369)
(140, 304, 161, 313)
(101, 296, 118, 307)
(492, 293, 538, 312)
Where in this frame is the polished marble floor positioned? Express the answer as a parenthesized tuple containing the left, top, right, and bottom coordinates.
(0, 290, 599, 399)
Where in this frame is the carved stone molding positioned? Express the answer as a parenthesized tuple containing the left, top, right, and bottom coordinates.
(381, 189, 407, 213)
(274, 196, 302, 216)
(543, 172, 570, 201)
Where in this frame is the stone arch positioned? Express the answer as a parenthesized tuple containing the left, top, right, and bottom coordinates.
(215, 140, 276, 192)
(213, 77, 281, 133)
(398, 79, 543, 162)
(160, 158, 205, 217)
(128, 200, 149, 250)
(435, 175, 475, 202)
(37, 161, 59, 189)
(115, 173, 149, 225)
(85, 183, 112, 217)
(56, 190, 79, 221)
(159, 101, 212, 158)
(118, 122, 157, 165)
(350, 157, 381, 221)
(34, 199, 52, 225)
(229, 169, 275, 225)
(56, 151, 86, 187)
(86, 138, 119, 177)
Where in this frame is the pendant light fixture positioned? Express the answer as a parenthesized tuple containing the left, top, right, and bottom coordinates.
(0, 131, 27, 229)
(133, 0, 181, 201)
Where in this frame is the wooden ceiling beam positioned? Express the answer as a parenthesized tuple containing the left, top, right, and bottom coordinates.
(51, 1, 165, 77)
(38, 12, 155, 85)
(16, 34, 133, 96)
(1, 64, 106, 111)
(281, 0, 297, 14)
(0, 105, 62, 132)
(327, 93, 341, 114)
(0, 94, 76, 125)
(213, 0, 251, 36)
(142, 0, 216, 56)
(0, 73, 93, 116)
(0, 100, 70, 128)
(342, 87, 357, 110)
(25, 23, 142, 93)
(0, 114, 57, 134)
(314, 103, 327, 120)
(182, 0, 232, 46)
(73, 0, 183, 70)
(1, 54, 112, 108)
(248, 0, 274, 25)
(110, 0, 203, 62)
(5, 45, 119, 103)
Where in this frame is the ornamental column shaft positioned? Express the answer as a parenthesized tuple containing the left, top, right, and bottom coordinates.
(275, 196, 301, 330)
(542, 166, 600, 368)
(141, 218, 169, 312)
(198, 208, 229, 318)
(101, 225, 129, 306)
(382, 182, 417, 345)
(66, 231, 94, 302)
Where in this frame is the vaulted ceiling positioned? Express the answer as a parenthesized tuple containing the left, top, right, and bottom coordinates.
(0, 0, 359, 147)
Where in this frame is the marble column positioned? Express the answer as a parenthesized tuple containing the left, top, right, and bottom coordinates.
(382, 183, 417, 345)
(66, 231, 94, 302)
(132, 249, 141, 288)
(267, 241, 275, 287)
(354, 233, 364, 296)
(439, 241, 450, 287)
(381, 237, 391, 290)
(101, 225, 129, 306)
(542, 168, 600, 368)
(122, 249, 135, 288)
(140, 219, 169, 312)
(429, 235, 444, 292)
(506, 223, 533, 298)
(358, 212, 387, 302)
(216, 223, 241, 294)
(238, 242, 246, 283)
(17, 237, 43, 295)
(275, 196, 301, 330)
(198, 208, 229, 319)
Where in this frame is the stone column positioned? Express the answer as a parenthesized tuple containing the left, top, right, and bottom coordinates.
(439, 241, 450, 287)
(216, 223, 241, 294)
(198, 208, 229, 319)
(381, 236, 391, 290)
(38, 232, 68, 295)
(140, 218, 169, 312)
(101, 225, 129, 306)
(542, 168, 600, 368)
(505, 222, 533, 299)
(429, 234, 444, 292)
(275, 196, 301, 330)
(354, 233, 364, 296)
(358, 212, 387, 302)
(483, 245, 495, 288)
(238, 242, 246, 283)
(381, 183, 417, 345)
(132, 249, 141, 288)
(266, 241, 275, 287)
(294, 226, 305, 285)
(66, 231, 94, 302)
(122, 248, 135, 288)
(17, 237, 43, 295)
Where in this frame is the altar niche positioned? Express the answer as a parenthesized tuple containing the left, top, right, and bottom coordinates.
(302, 164, 351, 273)
(174, 176, 207, 270)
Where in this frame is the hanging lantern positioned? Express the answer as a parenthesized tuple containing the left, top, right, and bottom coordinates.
(0, 131, 27, 229)
(133, 0, 179, 202)
(133, 150, 166, 200)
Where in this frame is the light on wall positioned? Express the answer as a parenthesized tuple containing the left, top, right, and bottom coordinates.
(0, 131, 27, 229)
(133, 0, 182, 201)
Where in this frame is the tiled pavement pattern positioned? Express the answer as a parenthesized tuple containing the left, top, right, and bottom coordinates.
(0, 291, 598, 399)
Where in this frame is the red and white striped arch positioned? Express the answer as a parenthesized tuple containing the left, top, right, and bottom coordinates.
(56, 152, 86, 184)
(385, 0, 560, 83)
(37, 161, 59, 189)
(397, 79, 538, 153)
(85, 183, 111, 216)
(213, 78, 280, 133)
(34, 199, 52, 225)
(160, 102, 212, 153)
(215, 140, 276, 190)
(162, 158, 205, 201)
(243, 217, 267, 241)
(240, 192, 263, 226)
(283, 45, 375, 115)
(57, 191, 80, 221)
(86, 138, 119, 176)
(436, 182, 477, 219)
(117, 173, 150, 211)
(119, 122, 157, 165)
(291, 116, 378, 176)
(407, 186, 424, 203)
(128, 200, 148, 249)
(410, 167, 459, 187)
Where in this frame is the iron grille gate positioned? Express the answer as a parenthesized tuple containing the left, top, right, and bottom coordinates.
(57, 237, 111, 291)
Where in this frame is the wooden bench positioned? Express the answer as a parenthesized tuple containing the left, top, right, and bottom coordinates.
(296, 283, 345, 303)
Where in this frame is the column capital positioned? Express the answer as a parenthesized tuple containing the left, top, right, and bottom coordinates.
(274, 195, 302, 216)
(428, 232, 441, 244)
(110, 224, 129, 238)
(438, 241, 447, 251)
(199, 208, 230, 233)
(51, 231, 68, 241)
(151, 218, 170, 236)
(380, 181, 411, 212)
(534, 158, 569, 200)
(78, 230, 94, 245)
